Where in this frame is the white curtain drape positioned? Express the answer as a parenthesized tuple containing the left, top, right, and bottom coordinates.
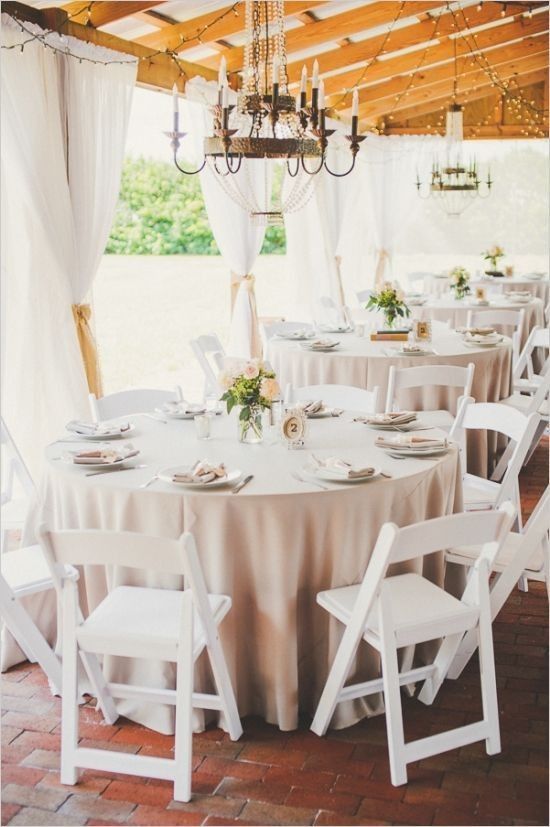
(1, 15, 137, 477)
(361, 134, 444, 287)
(284, 122, 351, 320)
(183, 80, 271, 360)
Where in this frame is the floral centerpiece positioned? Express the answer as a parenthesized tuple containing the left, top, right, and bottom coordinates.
(483, 245, 504, 273)
(219, 359, 280, 444)
(365, 282, 410, 329)
(449, 266, 471, 300)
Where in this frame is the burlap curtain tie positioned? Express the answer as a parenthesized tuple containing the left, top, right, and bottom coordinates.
(72, 303, 103, 397)
(374, 248, 390, 288)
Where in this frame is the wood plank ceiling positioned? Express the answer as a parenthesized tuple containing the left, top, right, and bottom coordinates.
(4, 0, 549, 137)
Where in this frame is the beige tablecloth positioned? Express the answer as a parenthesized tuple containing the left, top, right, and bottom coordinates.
(470, 276, 549, 305)
(13, 414, 462, 733)
(410, 297, 543, 353)
(268, 324, 512, 477)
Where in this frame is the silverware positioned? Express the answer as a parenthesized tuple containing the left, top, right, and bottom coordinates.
(387, 453, 438, 461)
(142, 413, 168, 424)
(86, 464, 148, 477)
(380, 471, 393, 478)
(231, 474, 253, 494)
(292, 470, 329, 490)
(139, 474, 159, 488)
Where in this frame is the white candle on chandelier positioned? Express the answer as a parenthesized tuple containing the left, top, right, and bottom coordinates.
(300, 65, 307, 93)
(172, 83, 179, 131)
(272, 54, 280, 86)
(312, 59, 319, 89)
(318, 78, 325, 109)
(218, 55, 227, 89)
(221, 82, 229, 109)
(352, 88, 359, 117)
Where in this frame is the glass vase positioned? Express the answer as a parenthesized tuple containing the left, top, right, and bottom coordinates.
(238, 406, 263, 444)
(383, 312, 397, 330)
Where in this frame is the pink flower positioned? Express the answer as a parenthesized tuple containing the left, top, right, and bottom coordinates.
(260, 377, 280, 401)
(243, 362, 260, 379)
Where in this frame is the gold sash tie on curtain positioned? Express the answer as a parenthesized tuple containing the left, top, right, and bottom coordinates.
(374, 248, 390, 289)
(72, 303, 103, 397)
(230, 272, 262, 360)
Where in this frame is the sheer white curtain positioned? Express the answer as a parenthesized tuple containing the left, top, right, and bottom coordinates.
(284, 123, 351, 320)
(64, 51, 137, 392)
(183, 82, 271, 359)
(361, 134, 443, 287)
(1, 15, 137, 476)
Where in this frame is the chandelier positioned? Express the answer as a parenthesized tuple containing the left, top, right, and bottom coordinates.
(415, 41, 493, 217)
(166, 0, 364, 224)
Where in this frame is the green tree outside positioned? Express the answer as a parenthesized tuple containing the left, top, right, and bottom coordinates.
(106, 157, 285, 255)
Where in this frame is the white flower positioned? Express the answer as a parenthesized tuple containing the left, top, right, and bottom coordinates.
(243, 362, 260, 379)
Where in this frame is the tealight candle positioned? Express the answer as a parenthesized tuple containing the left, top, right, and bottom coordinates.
(194, 415, 211, 440)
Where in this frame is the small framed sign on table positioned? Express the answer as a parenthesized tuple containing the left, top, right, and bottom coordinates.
(281, 409, 307, 449)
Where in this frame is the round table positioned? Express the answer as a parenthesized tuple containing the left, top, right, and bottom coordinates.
(410, 296, 544, 352)
(470, 276, 549, 305)
(30, 413, 461, 734)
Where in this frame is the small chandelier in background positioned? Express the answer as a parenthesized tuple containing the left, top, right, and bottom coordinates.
(415, 39, 493, 218)
(165, 0, 365, 224)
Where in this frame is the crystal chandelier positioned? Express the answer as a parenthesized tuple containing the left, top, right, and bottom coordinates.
(166, 0, 365, 224)
(415, 40, 493, 217)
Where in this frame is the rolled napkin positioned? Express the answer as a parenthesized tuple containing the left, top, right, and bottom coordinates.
(358, 412, 417, 426)
(401, 344, 426, 354)
(311, 454, 375, 479)
(69, 443, 138, 465)
(173, 460, 227, 484)
(161, 401, 206, 415)
(506, 290, 530, 298)
(464, 331, 502, 344)
(66, 420, 131, 436)
(375, 434, 447, 450)
(307, 339, 338, 349)
(456, 326, 496, 336)
(286, 329, 309, 338)
(297, 400, 324, 415)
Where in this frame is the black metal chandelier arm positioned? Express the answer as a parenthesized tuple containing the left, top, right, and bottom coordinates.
(323, 154, 356, 178)
(224, 153, 243, 174)
(286, 157, 300, 178)
(213, 156, 232, 177)
(173, 154, 207, 175)
(300, 154, 325, 175)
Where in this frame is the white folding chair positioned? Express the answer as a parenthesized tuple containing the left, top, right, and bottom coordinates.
(407, 272, 434, 293)
(285, 383, 379, 414)
(190, 334, 226, 399)
(492, 372, 550, 480)
(545, 301, 550, 326)
(512, 326, 550, 395)
(311, 504, 516, 786)
(446, 489, 549, 678)
(449, 398, 540, 530)
(1, 419, 35, 553)
(385, 363, 475, 429)
(39, 526, 242, 802)
(318, 296, 351, 328)
(89, 387, 183, 422)
(0, 546, 62, 694)
(466, 308, 525, 366)
(356, 289, 373, 305)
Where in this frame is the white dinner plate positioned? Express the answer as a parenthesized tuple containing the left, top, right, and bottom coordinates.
(158, 465, 242, 489)
(317, 325, 351, 333)
(505, 297, 531, 304)
(397, 348, 433, 357)
(463, 339, 503, 348)
(379, 445, 448, 457)
(155, 407, 206, 420)
(62, 451, 140, 470)
(524, 273, 544, 280)
(363, 420, 421, 431)
(302, 463, 381, 483)
(406, 299, 427, 306)
(65, 424, 135, 441)
(300, 341, 340, 353)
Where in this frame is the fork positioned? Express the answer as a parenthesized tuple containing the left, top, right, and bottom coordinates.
(139, 473, 160, 488)
(292, 470, 329, 490)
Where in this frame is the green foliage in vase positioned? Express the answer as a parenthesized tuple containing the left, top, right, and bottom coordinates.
(366, 282, 411, 327)
(106, 157, 286, 255)
(449, 266, 471, 299)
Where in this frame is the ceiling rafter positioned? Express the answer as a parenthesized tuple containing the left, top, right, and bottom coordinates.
(285, 2, 548, 84)
(355, 50, 549, 123)
(197, 1, 443, 73)
(323, 14, 548, 101)
(61, 1, 165, 28)
(136, 1, 325, 53)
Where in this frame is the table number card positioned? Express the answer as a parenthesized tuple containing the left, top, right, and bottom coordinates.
(415, 320, 432, 341)
(281, 408, 307, 449)
(475, 287, 486, 300)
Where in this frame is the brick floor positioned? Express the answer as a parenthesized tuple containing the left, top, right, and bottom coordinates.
(1, 439, 548, 826)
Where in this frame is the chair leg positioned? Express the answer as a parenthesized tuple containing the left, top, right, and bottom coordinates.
(379, 627, 407, 786)
(400, 645, 416, 698)
(79, 651, 119, 726)
(174, 593, 193, 803)
(206, 632, 242, 742)
(61, 582, 79, 785)
(418, 632, 463, 703)
(477, 579, 501, 756)
(518, 575, 529, 593)
(311, 623, 364, 737)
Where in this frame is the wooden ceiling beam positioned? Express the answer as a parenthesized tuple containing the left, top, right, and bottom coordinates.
(61, 1, 165, 28)
(286, 2, 548, 85)
(136, 1, 324, 53)
(4, 1, 217, 91)
(323, 15, 548, 100)
(329, 32, 548, 114)
(354, 51, 549, 123)
(133, 9, 177, 29)
(382, 123, 547, 137)
(375, 69, 548, 123)
(198, 1, 444, 74)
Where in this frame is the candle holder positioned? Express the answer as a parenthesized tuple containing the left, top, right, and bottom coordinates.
(164, 130, 207, 175)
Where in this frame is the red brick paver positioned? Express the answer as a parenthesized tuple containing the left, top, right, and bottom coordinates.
(1, 439, 548, 826)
